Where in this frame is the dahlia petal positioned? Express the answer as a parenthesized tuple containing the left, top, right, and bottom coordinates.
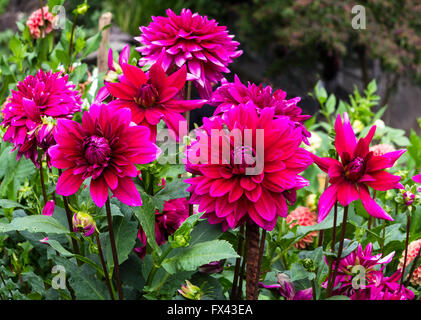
(113, 177, 142, 206)
(104, 169, 118, 190)
(56, 169, 84, 196)
(317, 184, 338, 222)
(311, 154, 341, 174)
(336, 181, 359, 207)
(364, 171, 402, 191)
(359, 184, 393, 221)
(209, 179, 230, 197)
(165, 64, 187, 91)
(90, 176, 109, 208)
(413, 174, 421, 183)
(335, 113, 357, 161)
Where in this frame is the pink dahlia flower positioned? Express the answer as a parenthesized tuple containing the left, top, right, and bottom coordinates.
(211, 75, 311, 143)
(134, 198, 189, 258)
(369, 143, 395, 157)
(359, 270, 415, 300)
(286, 206, 318, 249)
(311, 113, 405, 222)
(48, 103, 160, 207)
(2, 70, 82, 168)
(26, 6, 55, 39)
(72, 211, 96, 237)
(398, 239, 421, 286)
(105, 61, 206, 141)
(185, 102, 312, 231)
(324, 242, 395, 298)
(135, 8, 242, 99)
(259, 273, 312, 300)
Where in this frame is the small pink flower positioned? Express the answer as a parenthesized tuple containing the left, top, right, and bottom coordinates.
(135, 8, 242, 99)
(311, 113, 405, 222)
(48, 103, 160, 207)
(286, 206, 318, 249)
(42, 200, 55, 216)
(26, 6, 55, 39)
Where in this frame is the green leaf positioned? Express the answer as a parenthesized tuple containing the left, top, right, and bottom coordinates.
(81, 31, 102, 59)
(325, 94, 336, 115)
(324, 295, 350, 300)
(22, 271, 46, 294)
(45, 239, 74, 257)
(289, 263, 315, 282)
(104, 215, 138, 268)
(133, 191, 161, 255)
(154, 180, 189, 209)
(0, 199, 27, 209)
(0, 215, 69, 234)
(162, 240, 238, 274)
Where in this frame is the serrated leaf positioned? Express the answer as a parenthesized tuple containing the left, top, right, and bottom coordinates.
(0, 199, 27, 209)
(0, 215, 69, 234)
(162, 240, 238, 274)
(289, 263, 316, 282)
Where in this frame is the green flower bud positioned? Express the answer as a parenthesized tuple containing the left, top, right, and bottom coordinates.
(178, 280, 202, 300)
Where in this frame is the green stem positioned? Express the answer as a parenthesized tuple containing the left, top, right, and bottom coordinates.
(95, 233, 115, 300)
(400, 213, 411, 291)
(231, 225, 244, 300)
(68, 14, 78, 72)
(327, 205, 349, 297)
(145, 246, 173, 288)
(38, 150, 47, 205)
(105, 198, 123, 300)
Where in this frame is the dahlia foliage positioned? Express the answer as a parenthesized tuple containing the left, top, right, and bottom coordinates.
(0, 5, 420, 302)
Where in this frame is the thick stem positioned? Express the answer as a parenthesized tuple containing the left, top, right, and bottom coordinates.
(256, 230, 266, 287)
(237, 244, 247, 300)
(105, 198, 123, 300)
(327, 205, 349, 297)
(95, 233, 115, 300)
(145, 246, 172, 288)
(246, 221, 261, 300)
(331, 202, 338, 252)
(400, 214, 411, 291)
(231, 225, 244, 300)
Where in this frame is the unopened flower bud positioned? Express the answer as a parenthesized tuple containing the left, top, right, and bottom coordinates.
(42, 200, 55, 216)
(178, 280, 202, 300)
(72, 211, 96, 237)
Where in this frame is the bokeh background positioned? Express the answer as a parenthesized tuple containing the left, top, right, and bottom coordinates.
(1, 0, 421, 132)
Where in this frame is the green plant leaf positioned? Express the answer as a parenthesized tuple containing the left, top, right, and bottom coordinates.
(0, 215, 69, 234)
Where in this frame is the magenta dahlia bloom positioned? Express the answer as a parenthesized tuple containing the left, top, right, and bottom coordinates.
(134, 198, 189, 258)
(185, 102, 312, 231)
(312, 113, 405, 222)
(48, 103, 160, 207)
(105, 61, 206, 141)
(323, 242, 395, 297)
(42, 200, 55, 217)
(259, 273, 312, 300)
(211, 75, 311, 144)
(2, 70, 82, 167)
(135, 8, 242, 99)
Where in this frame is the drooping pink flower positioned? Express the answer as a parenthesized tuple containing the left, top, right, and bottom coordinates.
(211, 75, 311, 143)
(48, 103, 160, 207)
(398, 239, 421, 286)
(105, 61, 206, 141)
(42, 200, 55, 216)
(26, 6, 55, 39)
(259, 273, 312, 300)
(2, 70, 82, 168)
(324, 242, 395, 298)
(135, 8, 242, 99)
(311, 113, 405, 222)
(134, 198, 189, 258)
(185, 102, 312, 231)
(108, 44, 130, 73)
(286, 206, 318, 249)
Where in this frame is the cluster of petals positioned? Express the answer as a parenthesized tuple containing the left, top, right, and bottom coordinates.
(135, 8, 242, 99)
(134, 198, 189, 258)
(104, 59, 206, 141)
(211, 75, 311, 144)
(2, 70, 81, 168)
(398, 239, 421, 286)
(324, 242, 395, 296)
(311, 113, 405, 222)
(26, 6, 55, 39)
(286, 206, 318, 249)
(48, 103, 160, 208)
(185, 102, 312, 231)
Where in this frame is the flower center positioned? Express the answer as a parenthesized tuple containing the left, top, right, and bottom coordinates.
(344, 157, 365, 182)
(134, 83, 158, 107)
(231, 146, 256, 174)
(83, 135, 111, 165)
